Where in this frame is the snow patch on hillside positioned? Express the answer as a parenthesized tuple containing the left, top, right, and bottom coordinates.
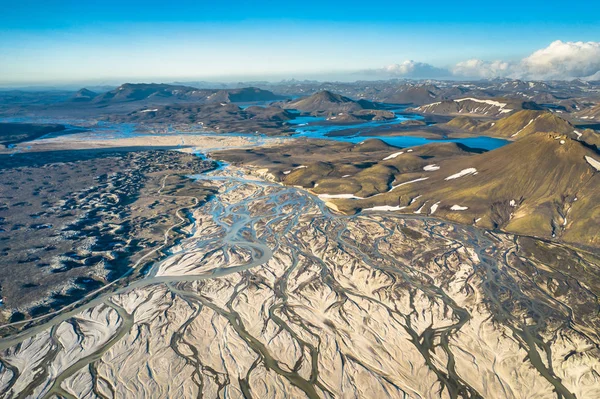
(445, 168, 477, 180)
(511, 116, 540, 137)
(456, 98, 513, 114)
(364, 205, 407, 212)
(383, 151, 404, 160)
(318, 193, 364, 200)
(585, 156, 600, 171)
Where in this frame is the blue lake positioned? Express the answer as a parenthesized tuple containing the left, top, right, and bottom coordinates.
(287, 109, 509, 151)
(2, 104, 510, 152)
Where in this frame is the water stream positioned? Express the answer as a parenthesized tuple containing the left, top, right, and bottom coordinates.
(0, 153, 595, 398)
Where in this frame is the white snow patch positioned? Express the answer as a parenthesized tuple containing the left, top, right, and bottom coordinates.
(414, 203, 427, 214)
(283, 170, 291, 175)
(511, 117, 538, 137)
(574, 130, 582, 140)
(430, 201, 441, 214)
(410, 195, 422, 204)
(423, 164, 440, 171)
(383, 151, 404, 160)
(585, 156, 600, 171)
(450, 205, 469, 211)
(389, 177, 429, 191)
(318, 193, 364, 200)
(455, 98, 513, 114)
(364, 205, 407, 212)
(342, 174, 351, 178)
(140, 109, 158, 113)
(445, 168, 477, 180)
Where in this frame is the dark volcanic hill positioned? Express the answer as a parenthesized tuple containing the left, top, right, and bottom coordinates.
(381, 86, 438, 105)
(92, 83, 204, 103)
(210, 87, 283, 103)
(91, 84, 281, 105)
(278, 90, 381, 115)
(70, 88, 98, 102)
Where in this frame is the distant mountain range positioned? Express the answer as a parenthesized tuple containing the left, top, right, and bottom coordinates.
(71, 84, 284, 105)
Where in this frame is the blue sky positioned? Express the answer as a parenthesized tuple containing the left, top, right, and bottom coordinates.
(1, 1, 599, 85)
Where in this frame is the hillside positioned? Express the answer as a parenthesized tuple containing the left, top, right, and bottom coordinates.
(412, 97, 542, 117)
(330, 133, 600, 247)
(484, 110, 576, 138)
(217, 134, 600, 248)
(106, 103, 294, 135)
(278, 90, 380, 115)
(445, 110, 599, 146)
(203, 87, 283, 104)
(576, 102, 600, 121)
(447, 110, 575, 137)
(380, 86, 439, 105)
(70, 88, 98, 102)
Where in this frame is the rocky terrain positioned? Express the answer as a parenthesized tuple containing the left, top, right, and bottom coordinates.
(0, 149, 215, 322)
(1, 79, 600, 398)
(0, 165, 598, 398)
(105, 103, 296, 135)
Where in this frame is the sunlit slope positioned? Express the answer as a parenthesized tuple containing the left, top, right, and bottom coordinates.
(447, 110, 578, 138)
(332, 133, 600, 247)
(216, 133, 600, 247)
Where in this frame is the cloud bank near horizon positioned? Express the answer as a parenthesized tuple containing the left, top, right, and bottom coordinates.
(374, 41, 600, 81)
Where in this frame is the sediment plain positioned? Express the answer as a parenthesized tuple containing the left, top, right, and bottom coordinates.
(1, 163, 599, 399)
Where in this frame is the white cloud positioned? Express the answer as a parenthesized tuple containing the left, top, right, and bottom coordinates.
(383, 60, 449, 78)
(375, 41, 600, 80)
(452, 59, 511, 79)
(363, 60, 450, 78)
(519, 40, 600, 79)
